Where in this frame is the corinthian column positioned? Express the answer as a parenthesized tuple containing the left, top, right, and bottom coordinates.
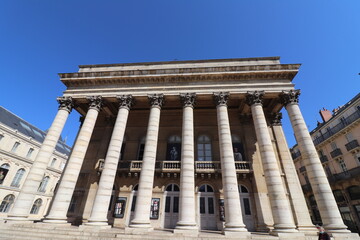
(270, 113, 317, 235)
(213, 92, 248, 235)
(6, 97, 73, 221)
(281, 90, 349, 234)
(175, 93, 198, 232)
(129, 94, 163, 230)
(86, 95, 134, 226)
(246, 91, 297, 235)
(44, 96, 103, 224)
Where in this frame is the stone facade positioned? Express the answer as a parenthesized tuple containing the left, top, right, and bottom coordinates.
(0, 106, 70, 220)
(3, 57, 359, 239)
(291, 93, 360, 233)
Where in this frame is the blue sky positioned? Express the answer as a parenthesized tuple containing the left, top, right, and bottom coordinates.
(0, 1, 359, 147)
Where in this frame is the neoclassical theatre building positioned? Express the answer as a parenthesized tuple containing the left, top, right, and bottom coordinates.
(5, 57, 359, 239)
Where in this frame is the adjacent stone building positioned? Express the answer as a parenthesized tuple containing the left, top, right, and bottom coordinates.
(0, 106, 71, 220)
(291, 93, 360, 233)
(4, 57, 359, 239)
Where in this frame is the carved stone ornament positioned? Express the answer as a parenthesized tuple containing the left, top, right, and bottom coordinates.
(57, 96, 74, 113)
(213, 92, 229, 106)
(280, 89, 300, 107)
(117, 95, 134, 110)
(148, 94, 164, 108)
(180, 93, 196, 108)
(87, 96, 103, 111)
(245, 91, 264, 106)
(270, 112, 282, 126)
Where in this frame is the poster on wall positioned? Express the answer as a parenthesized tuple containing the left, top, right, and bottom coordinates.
(150, 198, 160, 219)
(219, 199, 225, 221)
(113, 197, 127, 218)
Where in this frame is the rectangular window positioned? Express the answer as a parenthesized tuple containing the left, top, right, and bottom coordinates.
(243, 198, 251, 215)
(50, 158, 57, 167)
(200, 197, 205, 214)
(26, 148, 34, 158)
(137, 144, 145, 160)
(11, 142, 20, 153)
(331, 142, 337, 150)
(165, 196, 171, 213)
(345, 133, 354, 142)
(173, 197, 179, 213)
(338, 159, 348, 172)
(208, 198, 214, 214)
(131, 196, 137, 212)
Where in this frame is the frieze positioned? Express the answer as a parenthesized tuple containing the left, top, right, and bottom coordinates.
(57, 96, 73, 113)
(245, 91, 264, 106)
(117, 95, 134, 110)
(280, 89, 300, 107)
(148, 94, 164, 108)
(87, 96, 103, 111)
(213, 92, 229, 106)
(180, 93, 196, 108)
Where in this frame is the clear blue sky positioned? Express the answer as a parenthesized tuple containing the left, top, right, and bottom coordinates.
(0, 1, 359, 147)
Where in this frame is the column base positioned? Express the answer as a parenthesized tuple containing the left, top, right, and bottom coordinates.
(223, 230, 251, 238)
(331, 233, 360, 240)
(324, 223, 351, 234)
(223, 222, 248, 232)
(271, 224, 298, 235)
(173, 222, 198, 236)
(84, 218, 110, 227)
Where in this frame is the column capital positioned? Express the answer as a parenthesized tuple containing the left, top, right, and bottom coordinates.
(148, 94, 164, 108)
(117, 95, 134, 110)
(245, 91, 264, 106)
(57, 96, 73, 113)
(213, 92, 229, 107)
(180, 93, 196, 108)
(87, 96, 103, 111)
(280, 89, 301, 107)
(270, 112, 282, 126)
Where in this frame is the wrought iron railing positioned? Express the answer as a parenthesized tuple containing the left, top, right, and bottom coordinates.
(345, 139, 359, 151)
(319, 155, 329, 163)
(330, 148, 342, 158)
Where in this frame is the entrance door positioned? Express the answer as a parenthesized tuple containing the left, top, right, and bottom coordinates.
(239, 185, 255, 231)
(198, 184, 217, 230)
(164, 184, 179, 229)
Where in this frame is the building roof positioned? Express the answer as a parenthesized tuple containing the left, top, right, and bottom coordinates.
(0, 106, 71, 155)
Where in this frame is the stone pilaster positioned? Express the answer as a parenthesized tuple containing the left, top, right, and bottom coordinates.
(213, 92, 249, 235)
(86, 95, 133, 226)
(281, 90, 350, 234)
(270, 113, 317, 235)
(175, 93, 198, 232)
(44, 96, 102, 224)
(246, 91, 298, 235)
(129, 94, 163, 230)
(6, 97, 73, 221)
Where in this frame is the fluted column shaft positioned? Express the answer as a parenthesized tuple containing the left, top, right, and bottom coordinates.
(7, 97, 73, 220)
(130, 94, 163, 229)
(270, 114, 316, 233)
(44, 96, 102, 223)
(214, 92, 247, 233)
(176, 93, 197, 230)
(246, 91, 297, 234)
(281, 90, 349, 233)
(86, 95, 133, 226)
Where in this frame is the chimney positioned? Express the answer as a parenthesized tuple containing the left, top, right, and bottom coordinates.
(319, 108, 332, 122)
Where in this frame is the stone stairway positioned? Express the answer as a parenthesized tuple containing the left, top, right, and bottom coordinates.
(0, 223, 320, 240)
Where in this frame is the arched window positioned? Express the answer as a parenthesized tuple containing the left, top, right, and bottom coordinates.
(199, 184, 214, 192)
(197, 135, 212, 161)
(0, 194, 15, 213)
(38, 176, 50, 193)
(167, 135, 181, 161)
(238, 184, 249, 193)
(232, 135, 245, 161)
(333, 190, 346, 202)
(166, 184, 180, 192)
(0, 163, 10, 184)
(30, 198, 42, 214)
(348, 186, 360, 200)
(238, 184, 251, 215)
(11, 168, 25, 188)
(137, 137, 146, 160)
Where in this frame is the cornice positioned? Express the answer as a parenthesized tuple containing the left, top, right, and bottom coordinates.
(60, 64, 300, 87)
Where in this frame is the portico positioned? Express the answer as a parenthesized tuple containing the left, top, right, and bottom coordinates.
(4, 57, 358, 239)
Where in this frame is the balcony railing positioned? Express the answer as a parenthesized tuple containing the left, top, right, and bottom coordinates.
(345, 139, 359, 151)
(319, 155, 329, 163)
(330, 148, 342, 158)
(118, 160, 251, 173)
(312, 110, 360, 146)
(327, 166, 360, 184)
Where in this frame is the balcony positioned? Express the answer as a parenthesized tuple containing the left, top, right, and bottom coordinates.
(118, 160, 252, 174)
(327, 166, 360, 184)
(312, 110, 360, 146)
(330, 148, 343, 158)
(345, 139, 359, 151)
(319, 155, 329, 163)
